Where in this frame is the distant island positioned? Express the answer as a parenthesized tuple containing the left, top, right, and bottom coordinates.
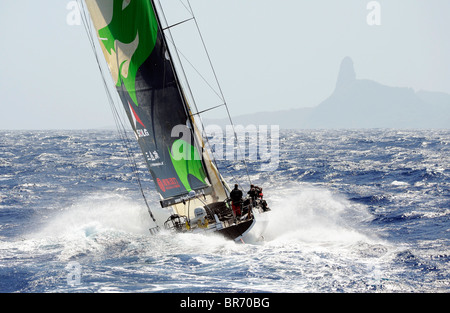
(207, 57, 450, 129)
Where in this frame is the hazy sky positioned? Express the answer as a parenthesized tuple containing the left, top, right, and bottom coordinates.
(1, 0, 449, 129)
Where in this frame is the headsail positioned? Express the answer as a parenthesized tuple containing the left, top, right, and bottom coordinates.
(83, 0, 228, 209)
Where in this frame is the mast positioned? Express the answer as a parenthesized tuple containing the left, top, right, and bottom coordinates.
(149, 0, 230, 206)
(157, 2, 233, 178)
(149, 0, 215, 190)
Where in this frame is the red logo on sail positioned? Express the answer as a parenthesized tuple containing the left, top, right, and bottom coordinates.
(157, 178, 165, 192)
(128, 101, 149, 137)
(157, 177, 181, 192)
(128, 101, 145, 128)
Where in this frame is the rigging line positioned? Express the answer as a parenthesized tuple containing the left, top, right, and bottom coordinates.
(110, 104, 158, 224)
(164, 2, 223, 103)
(186, 1, 226, 102)
(154, 0, 208, 166)
(81, 7, 137, 211)
(78, 1, 157, 223)
(187, 0, 252, 187)
(154, 0, 228, 200)
(155, 0, 213, 115)
(162, 17, 194, 31)
(169, 3, 237, 196)
(177, 0, 193, 15)
(186, 1, 251, 188)
(154, 0, 203, 139)
(161, 0, 247, 190)
(161, 34, 224, 102)
(113, 89, 158, 223)
(79, 0, 155, 200)
(112, 88, 157, 223)
(191, 103, 225, 116)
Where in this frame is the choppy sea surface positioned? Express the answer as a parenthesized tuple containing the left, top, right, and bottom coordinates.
(0, 129, 448, 293)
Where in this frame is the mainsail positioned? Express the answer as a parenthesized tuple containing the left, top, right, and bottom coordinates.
(83, 0, 228, 215)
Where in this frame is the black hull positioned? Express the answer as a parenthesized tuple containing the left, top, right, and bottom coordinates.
(216, 219, 255, 241)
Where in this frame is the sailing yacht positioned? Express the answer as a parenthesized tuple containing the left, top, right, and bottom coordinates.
(79, 0, 270, 241)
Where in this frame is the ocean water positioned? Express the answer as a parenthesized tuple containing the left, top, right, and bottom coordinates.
(0, 129, 448, 293)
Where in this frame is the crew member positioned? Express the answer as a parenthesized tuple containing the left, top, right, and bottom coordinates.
(254, 185, 263, 199)
(247, 184, 258, 206)
(230, 184, 243, 217)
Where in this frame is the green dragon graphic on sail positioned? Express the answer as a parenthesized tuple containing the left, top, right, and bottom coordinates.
(169, 140, 207, 192)
(98, 0, 158, 106)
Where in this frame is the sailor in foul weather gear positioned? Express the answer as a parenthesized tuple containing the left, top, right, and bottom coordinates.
(247, 184, 258, 206)
(230, 184, 243, 217)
